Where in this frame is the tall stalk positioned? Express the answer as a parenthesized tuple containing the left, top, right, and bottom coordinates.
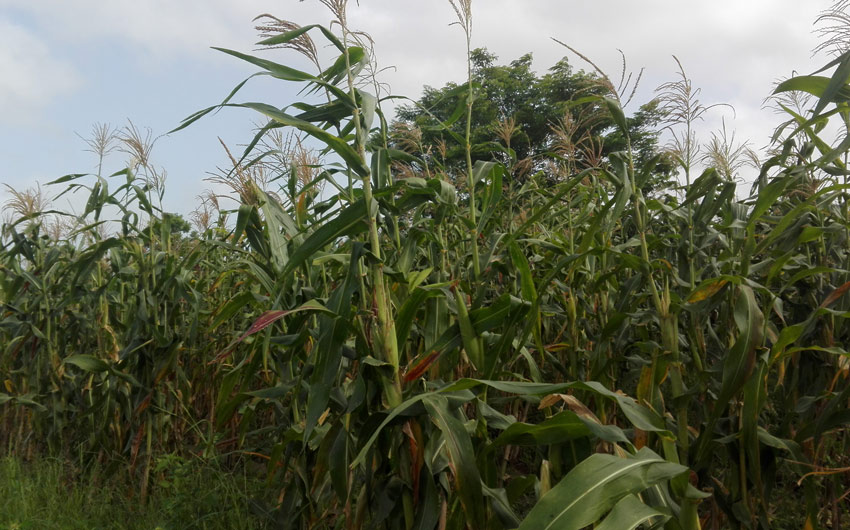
(449, 0, 481, 279)
(339, 10, 402, 408)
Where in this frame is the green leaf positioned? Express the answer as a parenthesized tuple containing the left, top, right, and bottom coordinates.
(716, 286, 764, 410)
(756, 428, 805, 463)
(213, 47, 314, 81)
(242, 382, 296, 400)
(403, 294, 530, 382)
(774, 75, 849, 100)
(70, 237, 123, 286)
(64, 355, 109, 373)
(696, 285, 764, 464)
(482, 484, 522, 529)
(256, 23, 345, 52)
(518, 448, 685, 530)
(454, 287, 482, 369)
(491, 411, 592, 446)
(351, 393, 434, 468)
(503, 171, 588, 248)
(594, 494, 668, 530)
(603, 97, 628, 136)
(258, 189, 295, 272)
(305, 244, 364, 442)
(422, 394, 486, 529)
(283, 198, 369, 278)
(0, 393, 47, 412)
(321, 47, 366, 85)
(371, 147, 391, 190)
(474, 161, 504, 231)
(236, 103, 369, 177)
(395, 286, 444, 346)
(770, 323, 806, 362)
(746, 177, 792, 230)
(441, 379, 670, 436)
(813, 52, 850, 117)
(212, 292, 258, 330)
(508, 241, 536, 302)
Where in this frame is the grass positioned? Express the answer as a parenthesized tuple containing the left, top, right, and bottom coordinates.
(0, 456, 274, 530)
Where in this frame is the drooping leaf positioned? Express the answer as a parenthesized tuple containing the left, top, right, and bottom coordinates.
(491, 411, 592, 446)
(594, 494, 669, 530)
(64, 355, 109, 373)
(517, 448, 685, 530)
(422, 394, 486, 529)
(305, 244, 364, 442)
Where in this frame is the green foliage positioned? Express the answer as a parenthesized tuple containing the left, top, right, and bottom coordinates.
(0, 455, 274, 529)
(142, 212, 192, 239)
(392, 48, 674, 183)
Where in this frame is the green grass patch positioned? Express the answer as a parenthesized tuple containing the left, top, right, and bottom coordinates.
(0, 455, 276, 529)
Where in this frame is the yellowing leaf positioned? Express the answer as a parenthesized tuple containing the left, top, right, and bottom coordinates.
(687, 279, 728, 303)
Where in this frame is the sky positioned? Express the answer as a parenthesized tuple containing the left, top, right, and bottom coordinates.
(0, 0, 835, 219)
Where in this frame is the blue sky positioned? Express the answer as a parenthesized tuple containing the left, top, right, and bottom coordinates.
(0, 0, 830, 219)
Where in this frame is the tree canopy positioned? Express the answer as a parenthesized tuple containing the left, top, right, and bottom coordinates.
(390, 48, 673, 185)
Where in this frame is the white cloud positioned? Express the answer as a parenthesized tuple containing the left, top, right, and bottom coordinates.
(0, 0, 838, 196)
(0, 0, 328, 62)
(0, 0, 827, 100)
(0, 18, 81, 123)
(333, 0, 829, 172)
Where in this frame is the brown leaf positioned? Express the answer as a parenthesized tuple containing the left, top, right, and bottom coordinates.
(538, 393, 601, 424)
(819, 280, 850, 309)
(403, 350, 440, 383)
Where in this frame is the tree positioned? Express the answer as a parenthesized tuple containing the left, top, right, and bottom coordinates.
(391, 48, 673, 185)
(142, 212, 192, 242)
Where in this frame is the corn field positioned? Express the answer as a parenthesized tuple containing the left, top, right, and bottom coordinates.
(2, 2, 850, 529)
